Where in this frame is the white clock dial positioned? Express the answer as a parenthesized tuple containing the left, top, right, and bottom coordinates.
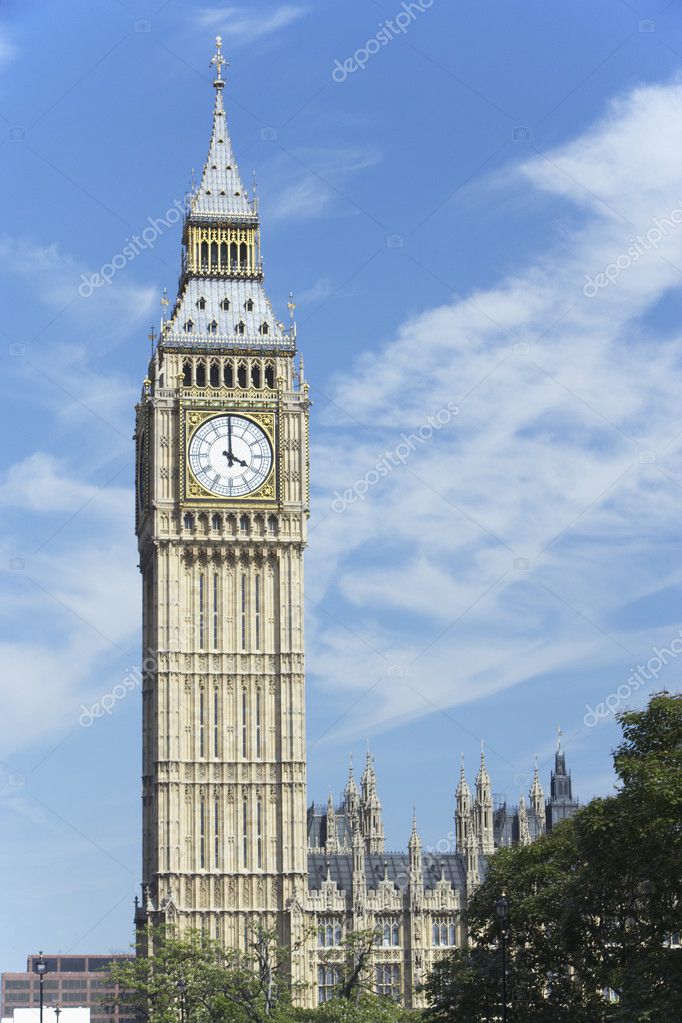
(188, 414, 273, 497)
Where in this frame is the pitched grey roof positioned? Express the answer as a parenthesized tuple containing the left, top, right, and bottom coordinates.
(189, 87, 255, 222)
(167, 276, 289, 346)
(307, 852, 467, 893)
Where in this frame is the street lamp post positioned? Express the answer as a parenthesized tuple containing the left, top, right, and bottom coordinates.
(177, 978, 187, 1023)
(496, 893, 509, 1023)
(35, 953, 48, 1023)
(55, 1005, 62, 1023)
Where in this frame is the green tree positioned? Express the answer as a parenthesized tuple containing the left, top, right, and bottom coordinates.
(107, 928, 296, 1023)
(423, 692, 682, 1022)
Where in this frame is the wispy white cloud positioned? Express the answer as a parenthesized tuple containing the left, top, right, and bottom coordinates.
(192, 4, 307, 44)
(0, 453, 129, 516)
(264, 146, 381, 223)
(307, 77, 682, 741)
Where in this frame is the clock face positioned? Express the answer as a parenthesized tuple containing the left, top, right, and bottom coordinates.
(188, 414, 273, 498)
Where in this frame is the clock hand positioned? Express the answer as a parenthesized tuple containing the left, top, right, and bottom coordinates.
(221, 448, 248, 469)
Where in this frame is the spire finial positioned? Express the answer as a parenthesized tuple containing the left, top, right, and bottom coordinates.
(556, 726, 563, 752)
(480, 738, 485, 764)
(460, 751, 466, 778)
(288, 291, 296, 327)
(211, 36, 227, 88)
(160, 288, 169, 330)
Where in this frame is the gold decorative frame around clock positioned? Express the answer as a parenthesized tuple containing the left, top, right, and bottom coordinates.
(180, 406, 278, 506)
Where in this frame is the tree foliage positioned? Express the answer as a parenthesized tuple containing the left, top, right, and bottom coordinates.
(423, 692, 682, 1022)
(107, 927, 296, 1023)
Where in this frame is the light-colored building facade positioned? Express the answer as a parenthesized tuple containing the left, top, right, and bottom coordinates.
(135, 40, 578, 1008)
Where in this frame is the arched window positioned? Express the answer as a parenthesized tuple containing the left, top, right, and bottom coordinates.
(251, 364, 261, 388)
(183, 320, 194, 333)
(210, 241, 218, 267)
(259, 322, 269, 335)
(200, 241, 208, 267)
(183, 512, 194, 530)
(221, 298, 230, 311)
(239, 514, 249, 534)
(230, 241, 238, 268)
(317, 919, 342, 949)
(211, 513, 221, 531)
(196, 296, 206, 310)
(207, 320, 218, 335)
(235, 321, 246, 336)
(432, 917, 456, 947)
(182, 360, 192, 386)
(196, 361, 206, 387)
(244, 298, 254, 312)
(237, 362, 247, 388)
(240, 242, 248, 268)
(209, 361, 219, 387)
(264, 364, 275, 389)
(220, 241, 227, 266)
(267, 515, 278, 536)
(223, 363, 234, 387)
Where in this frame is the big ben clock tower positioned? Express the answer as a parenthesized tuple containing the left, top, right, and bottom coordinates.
(135, 38, 310, 952)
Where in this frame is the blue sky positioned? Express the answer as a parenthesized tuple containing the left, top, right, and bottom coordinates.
(1, 0, 682, 972)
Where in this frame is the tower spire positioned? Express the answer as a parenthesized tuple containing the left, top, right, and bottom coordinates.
(474, 740, 494, 855)
(530, 754, 546, 834)
(210, 35, 227, 88)
(360, 746, 385, 854)
(518, 792, 531, 845)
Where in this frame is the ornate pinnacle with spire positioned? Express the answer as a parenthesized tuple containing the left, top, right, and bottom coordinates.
(325, 790, 339, 854)
(408, 809, 424, 902)
(530, 754, 546, 833)
(210, 35, 227, 88)
(518, 792, 531, 845)
(456, 753, 471, 802)
(360, 746, 385, 854)
(456, 754, 473, 854)
(474, 741, 494, 855)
